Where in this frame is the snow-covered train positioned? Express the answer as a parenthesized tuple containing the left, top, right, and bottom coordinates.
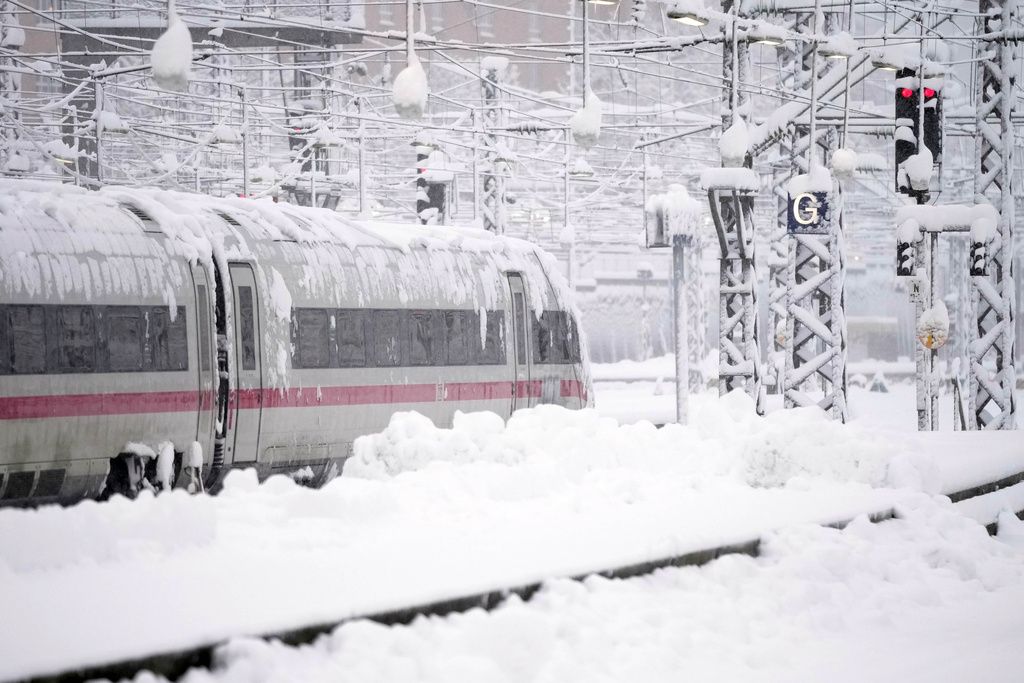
(0, 180, 590, 506)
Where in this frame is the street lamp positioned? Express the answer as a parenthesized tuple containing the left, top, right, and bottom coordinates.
(667, 1, 709, 27)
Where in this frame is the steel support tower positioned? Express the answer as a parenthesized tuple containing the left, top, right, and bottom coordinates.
(711, 0, 763, 412)
(971, 0, 1018, 429)
(481, 60, 507, 234)
(780, 11, 849, 422)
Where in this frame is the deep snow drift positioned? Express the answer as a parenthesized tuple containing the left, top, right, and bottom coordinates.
(0, 393, 1022, 680)
(165, 502, 1024, 683)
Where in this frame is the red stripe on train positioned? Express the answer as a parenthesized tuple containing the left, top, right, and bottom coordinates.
(0, 378, 581, 420)
(0, 390, 209, 420)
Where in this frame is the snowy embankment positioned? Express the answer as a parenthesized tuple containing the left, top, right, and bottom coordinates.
(0, 393, 1021, 680)
(166, 503, 1024, 683)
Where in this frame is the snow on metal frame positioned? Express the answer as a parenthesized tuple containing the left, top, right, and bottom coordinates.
(0, 179, 589, 394)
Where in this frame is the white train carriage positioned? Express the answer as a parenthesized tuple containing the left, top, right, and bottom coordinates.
(0, 180, 590, 505)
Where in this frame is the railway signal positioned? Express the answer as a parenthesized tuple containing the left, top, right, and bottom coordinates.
(894, 68, 943, 194)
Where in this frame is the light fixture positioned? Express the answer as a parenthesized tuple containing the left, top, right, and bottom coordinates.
(667, 1, 709, 27)
(668, 10, 708, 26)
(580, 0, 616, 4)
(820, 44, 851, 59)
(871, 58, 900, 72)
(410, 132, 439, 152)
(746, 23, 788, 47)
(819, 33, 857, 60)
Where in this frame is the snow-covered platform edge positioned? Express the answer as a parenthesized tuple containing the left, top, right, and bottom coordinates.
(35, 509, 897, 683)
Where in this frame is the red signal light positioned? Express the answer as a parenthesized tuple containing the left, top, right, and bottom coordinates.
(923, 87, 936, 98)
(899, 87, 913, 98)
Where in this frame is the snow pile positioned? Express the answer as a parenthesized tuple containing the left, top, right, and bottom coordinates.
(346, 395, 937, 492)
(644, 184, 703, 238)
(820, 31, 858, 58)
(718, 116, 749, 166)
(831, 147, 857, 178)
(916, 300, 949, 350)
(569, 157, 594, 177)
(480, 55, 509, 78)
(894, 203, 998, 236)
(901, 145, 933, 191)
(150, 2, 193, 92)
(699, 167, 759, 191)
(0, 489, 217, 574)
(210, 123, 241, 144)
(855, 152, 886, 170)
(2, 152, 30, 172)
(570, 92, 603, 150)
(392, 53, 428, 119)
(3, 394, 1022, 678)
(159, 498, 1024, 683)
(896, 217, 921, 244)
(94, 109, 127, 134)
(786, 165, 833, 195)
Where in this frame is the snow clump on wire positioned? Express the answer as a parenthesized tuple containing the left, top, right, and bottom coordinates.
(392, 53, 428, 119)
(831, 147, 858, 178)
(150, 0, 193, 92)
(570, 92, 603, 150)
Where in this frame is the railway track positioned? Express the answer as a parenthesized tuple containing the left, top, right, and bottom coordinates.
(20, 467, 1024, 683)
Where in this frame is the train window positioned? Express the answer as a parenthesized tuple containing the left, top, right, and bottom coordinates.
(1, 307, 42, 374)
(55, 306, 96, 372)
(337, 309, 367, 367)
(0, 307, 7, 374)
(197, 286, 211, 372)
(534, 311, 572, 365)
(237, 287, 256, 371)
(478, 310, 506, 365)
(371, 310, 402, 367)
(513, 293, 528, 365)
(444, 311, 469, 365)
(106, 307, 144, 372)
(566, 314, 582, 363)
(148, 307, 188, 371)
(293, 308, 332, 369)
(408, 310, 444, 366)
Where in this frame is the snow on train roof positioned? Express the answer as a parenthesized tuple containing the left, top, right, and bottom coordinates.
(0, 179, 589, 394)
(0, 179, 573, 316)
(0, 179, 527, 255)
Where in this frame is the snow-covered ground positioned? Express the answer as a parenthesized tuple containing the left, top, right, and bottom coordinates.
(166, 503, 1024, 683)
(592, 355, 1022, 432)
(1, 384, 1023, 680)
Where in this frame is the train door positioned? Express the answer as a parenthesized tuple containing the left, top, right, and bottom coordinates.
(508, 273, 531, 413)
(191, 265, 216, 447)
(229, 263, 263, 463)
